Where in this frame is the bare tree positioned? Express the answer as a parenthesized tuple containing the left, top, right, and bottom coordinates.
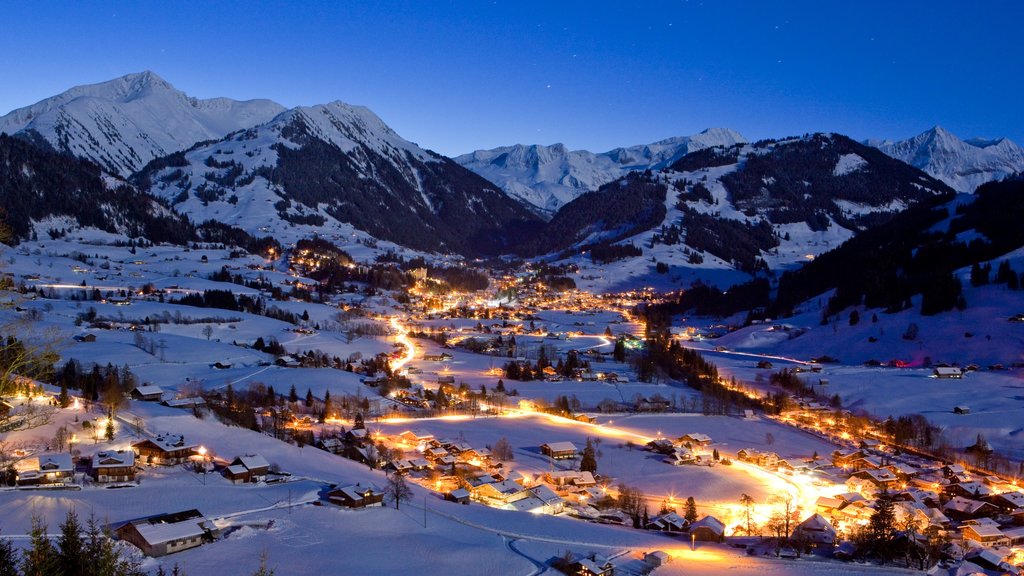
(202, 325, 214, 341)
(492, 437, 514, 462)
(385, 474, 413, 510)
(740, 493, 757, 536)
(617, 485, 646, 528)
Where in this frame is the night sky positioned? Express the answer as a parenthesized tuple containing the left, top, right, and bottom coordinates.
(2, 0, 1021, 156)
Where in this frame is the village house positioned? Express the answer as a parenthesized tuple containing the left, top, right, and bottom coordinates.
(846, 469, 901, 494)
(223, 454, 270, 484)
(943, 496, 999, 521)
(792, 513, 838, 546)
(445, 487, 471, 504)
(133, 434, 197, 466)
(934, 366, 964, 379)
(679, 433, 712, 447)
(328, 484, 384, 508)
(987, 491, 1024, 512)
(129, 384, 165, 402)
(115, 509, 215, 557)
(646, 512, 687, 532)
(475, 480, 528, 506)
(317, 437, 345, 455)
(946, 481, 992, 500)
(962, 523, 1010, 548)
(566, 553, 614, 576)
(540, 442, 578, 460)
(644, 551, 671, 568)
(92, 450, 136, 483)
(16, 453, 74, 486)
(689, 515, 726, 542)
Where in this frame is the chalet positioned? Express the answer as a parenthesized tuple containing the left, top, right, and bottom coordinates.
(646, 512, 687, 532)
(547, 471, 595, 487)
(475, 480, 528, 505)
(540, 442, 578, 460)
(644, 551, 671, 567)
(92, 450, 136, 483)
(792, 513, 837, 546)
(668, 449, 698, 466)
(445, 488, 471, 504)
(399, 429, 435, 446)
(962, 524, 1010, 548)
(636, 396, 670, 412)
(133, 434, 197, 465)
(987, 491, 1024, 512)
(847, 470, 901, 494)
(328, 484, 384, 508)
(689, 515, 726, 542)
(223, 454, 270, 484)
(946, 481, 992, 500)
(526, 484, 565, 514)
(130, 385, 164, 402)
(436, 375, 455, 386)
(73, 333, 97, 343)
(317, 437, 345, 454)
(815, 496, 846, 516)
(115, 509, 215, 557)
(943, 497, 999, 521)
(953, 406, 971, 415)
(345, 428, 369, 444)
(16, 453, 74, 486)
(162, 397, 206, 409)
(679, 433, 712, 447)
(934, 366, 964, 379)
(567, 553, 614, 576)
(941, 463, 967, 478)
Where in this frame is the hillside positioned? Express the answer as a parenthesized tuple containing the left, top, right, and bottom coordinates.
(539, 133, 953, 293)
(0, 71, 285, 177)
(0, 134, 277, 252)
(135, 101, 541, 256)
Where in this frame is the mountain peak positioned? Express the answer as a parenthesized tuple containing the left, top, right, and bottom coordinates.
(0, 72, 286, 176)
(874, 126, 1024, 192)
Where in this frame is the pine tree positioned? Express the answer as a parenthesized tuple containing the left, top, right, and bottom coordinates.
(0, 534, 18, 576)
(305, 388, 314, 408)
(684, 496, 698, 523)
(288, 385, 298, 404)
(58, 384, 70, 408)
(580, 438, 597, 473)
(22, 516, 57, 576)
(613, 339, 626, 362)
(57, 509, 85, 576)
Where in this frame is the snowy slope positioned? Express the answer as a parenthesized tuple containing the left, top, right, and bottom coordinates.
(0, 71, 285, 176)
(548, 133, 952, 293)
(455, 128, 746, 213)
(873, 126, 1024, 193)
(137, 100, 539, 255)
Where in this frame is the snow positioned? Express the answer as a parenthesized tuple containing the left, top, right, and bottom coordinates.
(832, 153, 868, 176)
(875, 125, 1024, 193)
(455, 128, 746, 213)
(0, 71, 285, 176)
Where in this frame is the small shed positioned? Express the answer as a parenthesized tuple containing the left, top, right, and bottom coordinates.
(953, 405, 971, 415)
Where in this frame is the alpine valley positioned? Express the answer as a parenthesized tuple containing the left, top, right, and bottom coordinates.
(2, 72, 1024, 576)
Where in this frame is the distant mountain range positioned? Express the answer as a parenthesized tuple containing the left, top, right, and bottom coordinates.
(869, 125, 1024, 193)
(454, 128, 746, 213)
(0, 72, 1018, 269)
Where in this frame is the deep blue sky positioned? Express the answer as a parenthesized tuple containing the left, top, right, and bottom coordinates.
(2, 1, 1021, 156)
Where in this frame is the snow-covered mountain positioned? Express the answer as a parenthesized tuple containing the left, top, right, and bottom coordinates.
(0, 71, 285, 176)
(455, 128, 746, 214)
(871, 126, 1024, 193)
(136, 101, 540, 255)
(536, 133, 955, 293)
